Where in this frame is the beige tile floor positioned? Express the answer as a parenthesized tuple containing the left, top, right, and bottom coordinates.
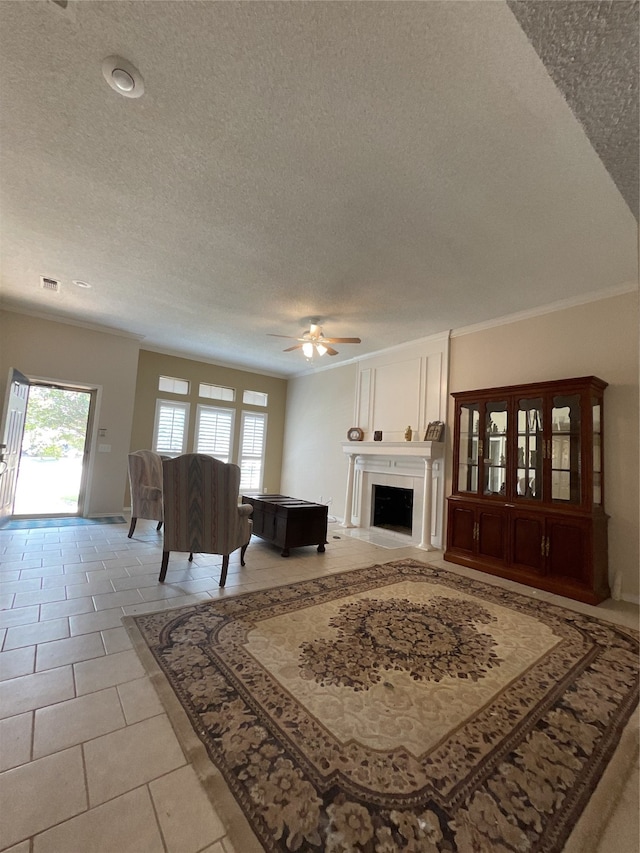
(0, 518, 638, 853)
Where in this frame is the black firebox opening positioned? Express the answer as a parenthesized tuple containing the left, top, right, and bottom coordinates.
(372, 485, 413, 535)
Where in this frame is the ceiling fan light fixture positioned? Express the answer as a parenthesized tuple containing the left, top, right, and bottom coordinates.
(315, 343, 328, 357)
(302, 342, 314, 359)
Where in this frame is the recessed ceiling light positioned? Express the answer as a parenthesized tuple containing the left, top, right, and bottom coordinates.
(72, 279, 92, 289)
(111, 68, 135, 92)
(102, 55, 144, 99)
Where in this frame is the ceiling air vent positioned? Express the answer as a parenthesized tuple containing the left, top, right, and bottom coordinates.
(40, 276, 61, 294)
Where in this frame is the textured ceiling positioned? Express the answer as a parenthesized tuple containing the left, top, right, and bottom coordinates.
(0, 1, 637, 377)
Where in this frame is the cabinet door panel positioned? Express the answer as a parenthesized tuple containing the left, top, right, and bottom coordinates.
(477, 509, 506, 561)
(449, 505, 475, 554)
(512, 514, 545, 573)
(547, 517, 589, 581)
(456, 403, 481, 495)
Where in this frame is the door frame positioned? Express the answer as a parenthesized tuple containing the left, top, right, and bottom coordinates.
(12, 376, 100, 519)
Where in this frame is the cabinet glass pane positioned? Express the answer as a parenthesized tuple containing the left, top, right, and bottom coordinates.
(457, 403, 480, 493)
(484, 402, 507, 496)
(515, 397, 542, 500)
(592, 400, 601, 504)
(551, 394, 581, 502)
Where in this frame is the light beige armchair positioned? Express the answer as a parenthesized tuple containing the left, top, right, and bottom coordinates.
(127, 450, 166, 538)
(159, 453, 253, 586)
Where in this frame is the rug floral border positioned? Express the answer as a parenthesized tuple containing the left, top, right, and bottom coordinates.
(126, 559, 639, 853)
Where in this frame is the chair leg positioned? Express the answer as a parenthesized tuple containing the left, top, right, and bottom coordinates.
(189, 553, 194, 562)
(219, 555, 229, 587)
(128, 517, 137, 538)
(156, 521, 163, 531)
(159, 551, 170, 583)
(240, 541, 249, 566)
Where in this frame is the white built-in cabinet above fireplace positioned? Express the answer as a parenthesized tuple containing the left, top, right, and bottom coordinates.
(340, 333, 450, 550)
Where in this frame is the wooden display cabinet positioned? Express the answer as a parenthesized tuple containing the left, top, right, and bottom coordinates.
(445, 376, 609, 604)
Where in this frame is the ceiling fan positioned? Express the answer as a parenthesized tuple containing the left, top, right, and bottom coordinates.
(269, 323, 361, 358)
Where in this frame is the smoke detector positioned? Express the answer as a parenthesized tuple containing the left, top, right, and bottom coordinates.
(40, 276, 61, 294)
(102, 56, 144, 99)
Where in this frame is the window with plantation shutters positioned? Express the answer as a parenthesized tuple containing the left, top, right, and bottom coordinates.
(239, 411, 267, 492)
(153, 400, 189, 456)
(195, 405, 234, 462)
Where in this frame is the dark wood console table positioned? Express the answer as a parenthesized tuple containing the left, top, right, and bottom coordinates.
(242, 494, 328, 557)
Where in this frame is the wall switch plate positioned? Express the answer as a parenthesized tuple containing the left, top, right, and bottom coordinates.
(98, 444, 111, 453)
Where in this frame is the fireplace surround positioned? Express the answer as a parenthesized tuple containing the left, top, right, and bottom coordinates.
(341, 441, 444, 549)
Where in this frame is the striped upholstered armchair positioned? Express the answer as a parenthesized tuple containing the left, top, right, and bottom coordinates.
(159, 453, 253, 587)
(127, 450, 165, 538)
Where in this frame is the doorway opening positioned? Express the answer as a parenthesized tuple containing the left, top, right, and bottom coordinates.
(13, 384, 94, 516)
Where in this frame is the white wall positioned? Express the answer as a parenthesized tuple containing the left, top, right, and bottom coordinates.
(281, 334, 450, 525)
(281, 362, 358, 516)
(0, 310, 141, 516)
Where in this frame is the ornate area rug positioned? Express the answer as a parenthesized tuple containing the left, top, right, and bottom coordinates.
(124, 559, 639, 853)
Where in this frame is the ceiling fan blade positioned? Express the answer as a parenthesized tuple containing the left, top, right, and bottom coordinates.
(268, 333, 300, 340)
(324, 346, 339, 356)
(283, 344, 303, 352)
(320, 337, 361, 344)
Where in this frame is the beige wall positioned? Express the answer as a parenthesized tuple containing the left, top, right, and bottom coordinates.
(130, 350, 287, 495)
(0, 310, 141, 515)
(448, 290, 639, 600)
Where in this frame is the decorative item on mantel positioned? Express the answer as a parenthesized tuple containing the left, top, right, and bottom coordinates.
(373, 431, 382, 441)
(404, 426, 412, 442)
(424, 421, 445, 441)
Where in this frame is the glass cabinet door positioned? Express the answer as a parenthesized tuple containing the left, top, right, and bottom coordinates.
(592, 398, 602, 505)
(457, 402, 480, 494)
(551, 394, 581, 503)
(483, 401, 507, 496)
(515, 397, 542, 501)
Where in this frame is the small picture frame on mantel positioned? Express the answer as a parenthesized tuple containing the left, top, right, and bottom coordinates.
(424, 421, 445, 441)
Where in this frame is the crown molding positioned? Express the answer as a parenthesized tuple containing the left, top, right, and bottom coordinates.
(140, 345, 289, 380)
(291, 330, 452, 378)
(0, 304, 145, 341)
(450, 283, 638, 339)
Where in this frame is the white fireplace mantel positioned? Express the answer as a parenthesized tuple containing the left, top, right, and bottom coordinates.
(341, 440, 445, 549)
(341, 441, 443, 459)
